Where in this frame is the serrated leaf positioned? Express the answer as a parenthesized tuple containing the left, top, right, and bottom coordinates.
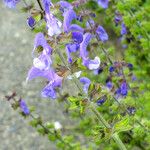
(114, 117, 132, 133)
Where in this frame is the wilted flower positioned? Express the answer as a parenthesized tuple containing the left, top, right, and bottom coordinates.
(96, 26, 108, 42)
(4, 0, 20, 8)
(97, 0, 109, 9)
(80, 77, 91, 94)
(19, 99, 30, 115)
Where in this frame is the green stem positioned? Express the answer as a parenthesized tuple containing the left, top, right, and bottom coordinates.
(55, 48, 84, 94)
(90, 103, 127, 150)
(30, 114, 73, 149)
(90, 103, 110, 128)
(55, 31, 126, 150)
(112, 133, 127, 150)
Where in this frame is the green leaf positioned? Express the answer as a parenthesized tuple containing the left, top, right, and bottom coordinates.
(114, 117, 132, 133)
(45, 122, 54, 129)
(29, 120, 39, 128)
(37, 127, 47, 135)
(48, 134, 57, 141)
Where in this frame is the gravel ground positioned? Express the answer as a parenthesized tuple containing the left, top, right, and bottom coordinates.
(0, 2, 70, 150)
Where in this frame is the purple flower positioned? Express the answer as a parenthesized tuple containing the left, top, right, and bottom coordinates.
(27, 33, 62, 99)
(106, 81, 113, 89)
(127, 63, 133, 70)
(94, 68, 103, 74)
(109, 66, 114, 72)
(42, 84, 56, 99)
(33, 53, 52, 70)
(97, 99, 105, 106)
(80, 33, 100, 70)
(42, 0, 52, 13)
(58, 1, 73, 12)
(72, 31, 83, 43)
(96, 26, 108, 42)
(115, 81, 128, 98)
(4, 0, 20, 8)
(42, 0, 62, 36)
(132, 75, 137, 81)
(66, 43, 79, 63)
(41, 73, 62, 99)
(27, 16, 36, 28)
(27, 68, 62, 99)
(120, 81, 128, 96)
(46, 14, 62, 36)
(63, 9, 76, 33)
(115, 88, 121, 95)
(27, 67, 54, 81)
(80, 33, 92, 58)
(83, 57, 101, 70)
(33, 33, 52, 56)
(19, 99, 30, 115)
(86, 19, 95, 28)
(65, 31, 83, 63)
(69, 24, 84, 33)
(114, 14, 122, 25)
(77, 15, 83, 22)
(121, 23, 127, 35)
(97, 0, 109, 9)
(31, 33, 52, 71)
(80, 77, 91, 94)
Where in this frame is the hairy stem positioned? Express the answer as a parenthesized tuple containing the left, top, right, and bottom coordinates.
(30, 114, 73, 149)
(55, 39, 127, 150)
(112, 133, 127, 150)
(90, 103, 127, 150)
